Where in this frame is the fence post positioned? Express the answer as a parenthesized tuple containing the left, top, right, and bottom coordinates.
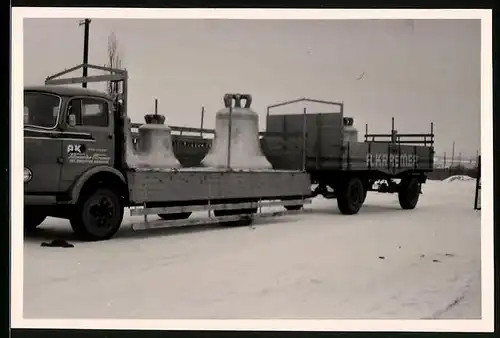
(474, 155, 481, 210)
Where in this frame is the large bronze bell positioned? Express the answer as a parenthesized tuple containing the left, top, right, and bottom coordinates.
(202, 93, 272, 169)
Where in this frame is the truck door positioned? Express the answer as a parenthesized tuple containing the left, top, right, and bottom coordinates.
(23, 91, 64, 194)
(60, 96, 115, 189)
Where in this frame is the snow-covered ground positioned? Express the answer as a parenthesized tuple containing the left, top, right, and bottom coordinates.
(443, 175, 476, 183)
(23, 179, 481, 320)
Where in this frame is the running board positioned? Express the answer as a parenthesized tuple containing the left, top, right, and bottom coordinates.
(131, 207, 312, 231)
(129, 198, 311, 216)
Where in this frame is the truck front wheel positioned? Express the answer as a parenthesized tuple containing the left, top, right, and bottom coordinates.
(336, 177, 365, 215)
(70, 188, 124, 241)
(24, 208, 46, 232)
(398, 177, 421, 210)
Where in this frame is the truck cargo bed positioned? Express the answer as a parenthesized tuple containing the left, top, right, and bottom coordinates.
(126, 168, 311, 204)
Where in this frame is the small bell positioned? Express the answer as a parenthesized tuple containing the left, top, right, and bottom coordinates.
(136, 112, 181, 169)
(123, 116, 142, 168)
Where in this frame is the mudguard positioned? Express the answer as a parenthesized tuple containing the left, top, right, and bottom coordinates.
(70, 166, 126, 204)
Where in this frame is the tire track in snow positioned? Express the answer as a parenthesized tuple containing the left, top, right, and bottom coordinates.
(429, 295, 466, 319)
(425, 271, 481, 319)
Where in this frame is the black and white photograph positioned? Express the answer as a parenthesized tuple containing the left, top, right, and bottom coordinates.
(11, 8, 493, 332)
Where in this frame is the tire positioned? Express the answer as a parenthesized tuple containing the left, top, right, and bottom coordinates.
(213, 208, 257, 227)
(158, 212, 192, 221)
(213, 208, 258, 217)
(70, 188, 124, 241)
(24, 208, 46, 232)
(284, 205, 303, 211)
(361, 188, 368, 204)
(336, 176, 365, 215)
(398, 177, 421, 210)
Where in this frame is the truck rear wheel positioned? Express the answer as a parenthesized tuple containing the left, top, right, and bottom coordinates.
(213, 208, 258, 217)
(70, 188, 124, 241)
(398, 177, 421, 210)
(284, 205, 303, 211)
(24, 208, 46, 232)
(336, 177, 365, 215)
(158, 212, 192, 220)
(213, 208, 257, 227)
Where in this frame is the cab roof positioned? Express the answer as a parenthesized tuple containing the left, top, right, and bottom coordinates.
(24, 85, 112, 100)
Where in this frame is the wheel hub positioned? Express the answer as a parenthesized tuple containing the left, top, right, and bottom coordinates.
(89, 197, 114, 228)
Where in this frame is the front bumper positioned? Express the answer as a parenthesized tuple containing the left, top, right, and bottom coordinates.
(24, 193, 73, 206)
(24, 194, 58, 205)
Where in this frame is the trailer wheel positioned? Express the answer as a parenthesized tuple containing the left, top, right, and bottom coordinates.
(70, 188, 124, 241)
(398, 177, 421, 210)
(24, 208, 46, 232)
(158, 212, 192, 221)
(336, 177, 365, 215)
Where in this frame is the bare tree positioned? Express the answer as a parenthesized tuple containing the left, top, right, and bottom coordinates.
(106, 32, 123, 97)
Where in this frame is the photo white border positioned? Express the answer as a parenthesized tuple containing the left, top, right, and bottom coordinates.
(11, 7, 494, 332)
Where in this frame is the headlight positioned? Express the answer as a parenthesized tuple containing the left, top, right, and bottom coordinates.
(24, 168, 32, 183)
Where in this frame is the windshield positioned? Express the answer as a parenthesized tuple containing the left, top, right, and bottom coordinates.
(24, 91, 61, 129)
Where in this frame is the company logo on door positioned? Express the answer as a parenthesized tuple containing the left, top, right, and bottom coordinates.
(67, 144, 111, 165)
(67, 144, 86, 154)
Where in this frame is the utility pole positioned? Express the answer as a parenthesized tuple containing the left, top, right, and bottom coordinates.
(79, 18, 91, 88)
(200, 106, 205, 137)
(451, 141, 455, 167)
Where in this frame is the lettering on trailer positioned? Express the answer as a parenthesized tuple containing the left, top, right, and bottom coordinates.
(366, 153, 419, 169)
(67, 144, 111, 165)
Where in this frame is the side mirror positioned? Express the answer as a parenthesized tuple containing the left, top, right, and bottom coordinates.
(68, 114, 76, 127)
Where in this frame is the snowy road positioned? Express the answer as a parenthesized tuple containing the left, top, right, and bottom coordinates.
(23, 179, 481, 319)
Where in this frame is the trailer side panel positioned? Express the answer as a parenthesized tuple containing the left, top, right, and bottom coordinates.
(344, 142, 434, 173)
(262, 112, 433, 174)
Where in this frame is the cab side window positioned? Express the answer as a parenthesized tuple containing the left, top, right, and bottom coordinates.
(68, 99, 82, 125)
(81, 98, 108, 127)
(68, 98, 108, 127)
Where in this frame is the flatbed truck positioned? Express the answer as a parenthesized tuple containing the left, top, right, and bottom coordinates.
(23, 64, 311, 241)
(23, 63, 434, 241)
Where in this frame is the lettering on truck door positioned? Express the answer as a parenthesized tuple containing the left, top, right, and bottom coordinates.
(60, 97, 114, 187)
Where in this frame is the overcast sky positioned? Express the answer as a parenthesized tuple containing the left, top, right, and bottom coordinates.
(23, 18, 481, 157)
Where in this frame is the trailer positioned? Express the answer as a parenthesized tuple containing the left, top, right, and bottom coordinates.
(23, 64, 311, 241)
(132, 99, 435, 215)
(261, 98, 434, 214)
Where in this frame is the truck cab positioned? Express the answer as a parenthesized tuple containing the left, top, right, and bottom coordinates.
(24, 85, 127, 236)
(24, 86, 116, 194)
